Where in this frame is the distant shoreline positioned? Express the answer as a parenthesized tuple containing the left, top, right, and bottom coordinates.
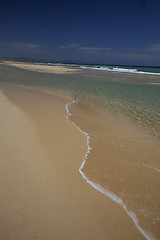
(3, 60, 160, 76)
(4, 61, 81, 74)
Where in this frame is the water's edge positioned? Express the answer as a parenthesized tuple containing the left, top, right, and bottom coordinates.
(65, 100, 158, 240)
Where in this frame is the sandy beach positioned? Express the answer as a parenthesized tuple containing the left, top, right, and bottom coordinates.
(0, 83, 147, 240)
(4, 61, 80, 74)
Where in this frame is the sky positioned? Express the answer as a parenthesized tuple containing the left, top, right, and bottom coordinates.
(0, 0, 160, 66)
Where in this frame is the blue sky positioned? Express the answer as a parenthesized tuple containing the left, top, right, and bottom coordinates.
(0, 0, 160, 66)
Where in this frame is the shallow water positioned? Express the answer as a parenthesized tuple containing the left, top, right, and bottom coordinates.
(1, 65, 160, 139)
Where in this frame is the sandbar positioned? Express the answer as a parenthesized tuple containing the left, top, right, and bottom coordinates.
(4, 61, 80, 74)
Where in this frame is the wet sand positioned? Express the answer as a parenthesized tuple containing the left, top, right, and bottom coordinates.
(70, 101, 160, 240)
(0, 83, 147, 240)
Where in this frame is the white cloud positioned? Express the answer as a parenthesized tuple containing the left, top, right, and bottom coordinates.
(59, 44, 81, 49)
(77, 47, 112, 55)
(0, 42, 49, 58)
(149, 44, 160, 52)
(59, 44, 112, 54)
(79, 47, 111, 52)
(0, 42, 40, 50)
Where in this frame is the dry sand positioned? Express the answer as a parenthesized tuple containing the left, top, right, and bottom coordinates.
(0, 83, 146, 240)
(4, 61, 80, 74)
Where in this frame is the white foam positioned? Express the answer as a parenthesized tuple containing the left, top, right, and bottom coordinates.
(151, 82, 160, 85)
(79, 65, 160, 76)
(44, 63, 160, 76)
(65, 100, 158, 240)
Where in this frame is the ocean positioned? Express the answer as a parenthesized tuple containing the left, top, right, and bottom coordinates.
(39, 62, 160, 75)
(1, 63, 160, 139)
(0, 63, 160, 240)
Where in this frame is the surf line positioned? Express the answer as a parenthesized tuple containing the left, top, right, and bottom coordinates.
(65, 99, 158, 240)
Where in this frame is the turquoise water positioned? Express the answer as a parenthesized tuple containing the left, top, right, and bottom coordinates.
(0, 64, 160, 139)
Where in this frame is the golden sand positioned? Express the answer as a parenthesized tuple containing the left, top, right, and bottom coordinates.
(0, 83, 147, 240)
(4, 61, 80, 74)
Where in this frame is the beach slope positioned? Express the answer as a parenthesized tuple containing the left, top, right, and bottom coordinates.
(0, 84, 146, 240)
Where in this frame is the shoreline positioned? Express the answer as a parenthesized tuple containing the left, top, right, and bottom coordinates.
(3, 60, 160, 78)
(66, 100, 159, 240)
(69, 100, 160, 240)
(0, 83, 147, 240)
